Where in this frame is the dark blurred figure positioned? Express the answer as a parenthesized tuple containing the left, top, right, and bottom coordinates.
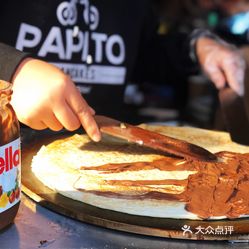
(133, 0, 200, 124)
(135, 0, 249, 128)
(189, 0, 249, 130)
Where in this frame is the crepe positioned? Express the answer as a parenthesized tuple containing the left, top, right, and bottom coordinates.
(31, 126, 249, 220)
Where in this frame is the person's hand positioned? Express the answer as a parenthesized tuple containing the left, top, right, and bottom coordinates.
(196, 37, 246, 96)
(11, 58, 101, 141)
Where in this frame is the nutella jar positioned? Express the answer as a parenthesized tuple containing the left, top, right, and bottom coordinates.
(0, 80, 20, 230)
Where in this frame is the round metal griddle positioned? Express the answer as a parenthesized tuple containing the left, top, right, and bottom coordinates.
(21, 131, 249, 241)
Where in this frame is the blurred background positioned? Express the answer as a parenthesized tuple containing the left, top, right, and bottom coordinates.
(123, 0, 249, 129)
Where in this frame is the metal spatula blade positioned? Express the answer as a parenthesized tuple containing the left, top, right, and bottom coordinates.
(95, 115, 217, 162)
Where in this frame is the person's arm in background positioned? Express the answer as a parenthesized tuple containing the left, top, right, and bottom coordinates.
(131, 3, 246, 98)
(0, 43, 101, 142)
(141, 29, 246, 97)
(191, 29, 246, 97)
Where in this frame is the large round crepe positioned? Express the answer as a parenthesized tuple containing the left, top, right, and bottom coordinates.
(31, 126, 249, 220)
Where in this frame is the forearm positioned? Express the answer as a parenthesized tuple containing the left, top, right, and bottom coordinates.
(0, 42, 29, 82)
(189, 29, 246, 96)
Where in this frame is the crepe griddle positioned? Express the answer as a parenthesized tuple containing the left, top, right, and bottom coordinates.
(21, 131, 249, 241)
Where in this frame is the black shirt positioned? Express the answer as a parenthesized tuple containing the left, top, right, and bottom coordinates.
(0, 0, 197, 118)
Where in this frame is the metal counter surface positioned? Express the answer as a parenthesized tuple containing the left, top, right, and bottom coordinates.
(0, 194, 249, 249)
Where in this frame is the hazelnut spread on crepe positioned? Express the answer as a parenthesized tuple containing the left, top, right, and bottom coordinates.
(31, 125, 249, 220)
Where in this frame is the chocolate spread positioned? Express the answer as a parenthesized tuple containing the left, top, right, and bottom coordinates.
(79, 150, 249, 219)
(0, 81, 21, 230)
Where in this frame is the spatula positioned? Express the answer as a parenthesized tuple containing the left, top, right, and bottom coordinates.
(94, 115, 217, 162)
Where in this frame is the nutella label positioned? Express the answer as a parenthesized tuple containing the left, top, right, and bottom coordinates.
(0, 138, 21, 213)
